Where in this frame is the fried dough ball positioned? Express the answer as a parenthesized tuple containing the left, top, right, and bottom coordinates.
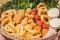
(30, 22, 37, 27)
(34, 26, 41, 33)
(1, 18, 9, 27)
(42, 29, 48, 36)
(21, 18, 28, 26)
(25, 12, 30, 17)
(41, 14, 50, 24)
(28, 14, 34, 19)
(28, 19, 34, 24)
(24, 17, 29, 20)
(13, 9, 25, 24)
(26, 8, 32, 13)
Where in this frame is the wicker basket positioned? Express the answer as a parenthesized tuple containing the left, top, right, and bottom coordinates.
(0, 0, 60, 40)
(0, 30, 59, 40)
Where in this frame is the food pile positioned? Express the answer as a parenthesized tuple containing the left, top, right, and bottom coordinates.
(0, 3, 50, 38)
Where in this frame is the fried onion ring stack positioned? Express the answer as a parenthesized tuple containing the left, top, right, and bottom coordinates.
(37, 3, 50, 24)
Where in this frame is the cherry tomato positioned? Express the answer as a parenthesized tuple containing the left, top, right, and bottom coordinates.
(43, 23, 49, 29)
(35, 15, 40, 20)
(32, 12, 36, 15)
(36, 20, 44, 26)
(32, 8, 37, 12)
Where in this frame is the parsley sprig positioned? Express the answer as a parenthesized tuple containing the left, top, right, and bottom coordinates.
(0, 0, 57, 11)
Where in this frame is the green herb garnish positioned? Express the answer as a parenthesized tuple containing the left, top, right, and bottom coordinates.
(0, 0, 57, 11)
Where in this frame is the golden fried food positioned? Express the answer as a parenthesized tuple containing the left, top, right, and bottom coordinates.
(34, 26, 41, 32)
(30, 22, 37, 27)
(37, 3, 48, 17)
(1, 15, 8, 21)
(8, 22, 16, 33)
(26, 8, 32, 13)
(1, 9, 17, 22)
(16, 24, 20, 33)
(28, 19, 34, 24)
(24, 17, 29, 20)
(0, 6, 50, 38)
(13, 9, 25, 24)
(18, 9, 25, 17)
(21, 18, 28, 26)
(7, 9, 17, 22)
(17, 24, 26, 36)
(24, 24, 39, 34)
(1, 11, 8, 20)
(1, 18, 9, 27)
(3, 24, 14, 33)
(42, 29, 48, 36)
(37, 3, 47, 9)
(1, 11, 8, 16)
(38, 6, 48, 15)
(16, 24, 26, 36)
(28, 14, 34, 19)
(41, 14, 50, 24)
(24, 24, 33, 30)
(25, 12, 30, 17)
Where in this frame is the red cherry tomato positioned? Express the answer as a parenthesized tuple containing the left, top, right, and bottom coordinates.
(36, 20, 44, 26)
(43, 24, 49, 29)
(32, 8, 37, 12)
(32, 12, 37, 15)
(35, 15, 40, 20)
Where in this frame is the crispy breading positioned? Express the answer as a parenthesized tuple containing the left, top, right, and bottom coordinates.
(13, 9, 25, 24)
(1, 18, 9, 27)
(28, 19, 34, 24)
(21, 18, 28, 26)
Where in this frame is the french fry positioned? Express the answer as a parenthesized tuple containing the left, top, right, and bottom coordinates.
(24, 26, 38, 34)
(8, 22, 17, 33)
(3, 25, 14, 33)
(19, 24, 26, 36)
